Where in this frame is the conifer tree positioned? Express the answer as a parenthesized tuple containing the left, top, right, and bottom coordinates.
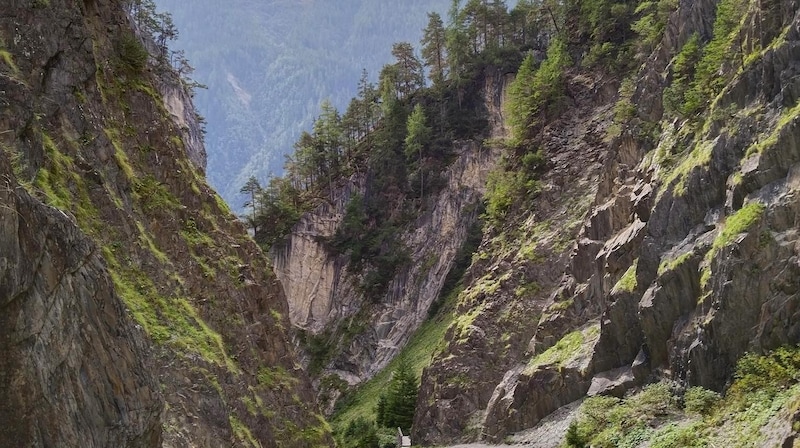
(391, 42, 425, 98)
(240, 176, 262, 230)
(506, 38, 570, 144)
(506, 53, 537, 144)
(380, 358, 418, 433)
(405, 104, 432, 197)
(421, 12, 448, 86)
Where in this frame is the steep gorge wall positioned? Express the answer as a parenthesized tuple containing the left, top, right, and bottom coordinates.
(415, 0, 800, 444)
(0, 153, 162, 448)
(0, 0, 329, 446)
(271, 74, 509, 385)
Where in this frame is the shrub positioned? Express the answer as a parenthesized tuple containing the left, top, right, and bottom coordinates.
(683, 387, 721, 415)
(117, 34, 149, 73)
(730, 346, 800, 400)
(565, 421, 588, 447)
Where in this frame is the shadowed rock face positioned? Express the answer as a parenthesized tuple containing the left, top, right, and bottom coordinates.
(0, 0, 329, 446)
(0, 157, 162, 447)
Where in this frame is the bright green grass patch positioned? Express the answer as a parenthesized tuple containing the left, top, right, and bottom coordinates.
(35, 134, 100, 231)
(181, 218, 215, 247)
(701, 202, 765, 290)
(105, 128, 136, 179)
(461, 271, 510, 304)
(135, 221, 171, 265)
(257, 366, 299, 390)
(658, 251, 692, 275)
(745, 99, 800, 157)
(614, 259, 639, 293)
(104, 248, 238, 373)
(709, 201, 765, 259)
(525, 323, 600, 374)
(452, 302, 488, 342)
(0, 48, 18, 73)
(132, 175, 180, 213)
(662, 139, 714, 196)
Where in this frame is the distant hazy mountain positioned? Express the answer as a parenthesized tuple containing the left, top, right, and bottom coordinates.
(156, 0, 451, 209)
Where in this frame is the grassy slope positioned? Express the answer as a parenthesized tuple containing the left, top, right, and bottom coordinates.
(332, 288, 459, 430)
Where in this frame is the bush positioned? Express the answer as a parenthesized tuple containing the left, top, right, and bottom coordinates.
(730, 346, 800, 400)
(683, 387, 720, 415)
(483, 167, 540, 225)
(117, 34, 149, 73)
(565, 421, 587, 447)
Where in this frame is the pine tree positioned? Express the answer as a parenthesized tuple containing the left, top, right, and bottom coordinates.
(240, 176, 262, 231)
(381, 358, 418, 433)
(446, 0, 471, 84)
(506, 38, 571, 145)
(506, 53, 537, 145)
(421, 12, 448, 86)
(391, 42, 425, 98)
(404, 104, 432, 197)
(565, 421, 586, 447)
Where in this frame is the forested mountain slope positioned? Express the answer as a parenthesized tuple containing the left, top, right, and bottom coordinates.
(0, 0, 329, 446)
(155, 0, 452, 207)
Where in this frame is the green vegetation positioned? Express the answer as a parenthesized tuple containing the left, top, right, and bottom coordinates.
(744, 99, 800, 157)
(661, 139, 714, 196)
(658, 251, 692, 275)
(104, 247, 239, 373)
(567, 382, 679, 447)
(506, 40, 571, 145)
(229, 414, 259, 448)
(133, 175, 180, 212)
(116, 34, 149, 74)
(33, 133, 100, 232)
(0, 38, 18, 74)
(614, 259, 638, 293)
(375, 358, 418, 433)
(662, 34, 703, 116)
(180, 218, 215, 247)
(663, 0, 749, 118)
(483, 150, 544, 225)
(526, 323, 600, 374)
(706, 201, 765, 261)
(332, 285, 457, 438)
(631, 0, 679, 54)
(257, 366, 299, 390)
(683, 386, 720, 415)
(567, 346, 800, 447)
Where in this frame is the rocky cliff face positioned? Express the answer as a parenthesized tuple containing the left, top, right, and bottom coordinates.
(0, 152, 162, 447)
(271, 74, 508, 389)
(414, 0, 800, 444)
(0, 0, 329, 446)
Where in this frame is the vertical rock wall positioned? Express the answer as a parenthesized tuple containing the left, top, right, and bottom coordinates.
(271, 73, 509, 384)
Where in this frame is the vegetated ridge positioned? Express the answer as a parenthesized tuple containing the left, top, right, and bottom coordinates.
(154, 0, 452, 207)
